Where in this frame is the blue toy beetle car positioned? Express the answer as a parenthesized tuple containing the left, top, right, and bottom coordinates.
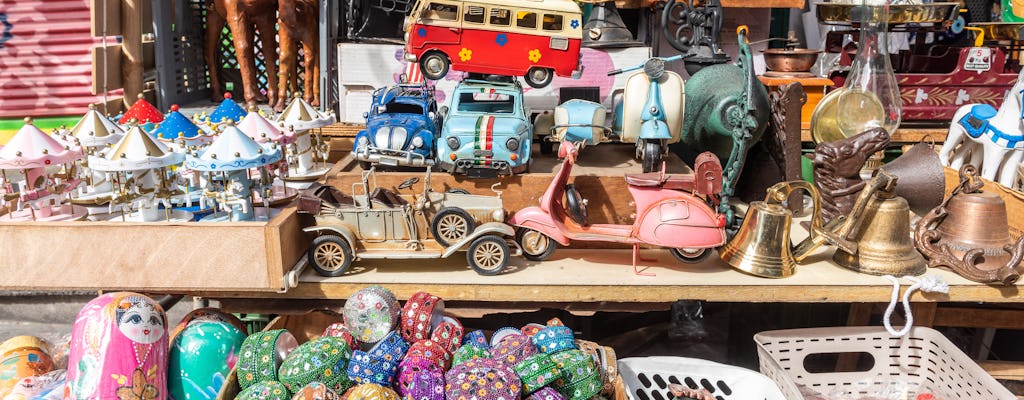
(354, 83, 440, 169)
(437, 80, 532, 178)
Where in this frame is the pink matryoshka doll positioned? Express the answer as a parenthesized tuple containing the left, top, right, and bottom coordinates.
(66, 292, 169, 400)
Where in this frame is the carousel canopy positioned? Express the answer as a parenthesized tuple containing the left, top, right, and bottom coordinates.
(68, 104, 124, 148)
(208, 93, 247, 125)
(184, 122, 282, 172)
(0, 118, 82, 169)
(237, 106, 294, 145)
(276, 95, 336, 132)
(118, 94, 165, 125)
(152, 105, 210, 144)
(90, 124, 183, 172)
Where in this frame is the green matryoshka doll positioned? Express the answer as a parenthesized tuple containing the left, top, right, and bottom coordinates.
(168, 321, 246, 400)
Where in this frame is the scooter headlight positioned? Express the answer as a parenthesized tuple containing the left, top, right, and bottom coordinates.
(506, 137, 520, 152)
(447, 136, 460, 150)
(412, 135, 425, 148)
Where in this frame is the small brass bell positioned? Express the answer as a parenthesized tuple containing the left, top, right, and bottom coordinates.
(827, 142, 944, 276)
(915, 165, 1024, 285)
(833, 192, 926, 276)
(721, 181, 840, 278)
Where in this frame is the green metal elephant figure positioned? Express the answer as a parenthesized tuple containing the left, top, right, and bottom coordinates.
(679, 26, 770, 226)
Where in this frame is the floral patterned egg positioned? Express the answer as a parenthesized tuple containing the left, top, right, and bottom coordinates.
(168, 321, 245, 400)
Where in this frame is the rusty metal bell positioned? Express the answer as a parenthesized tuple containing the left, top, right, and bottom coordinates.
(915, 165, 1024, 285)
(876, 142, 946, 216)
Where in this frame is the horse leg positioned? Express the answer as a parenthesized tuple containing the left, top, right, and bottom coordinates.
(204, 0, 226, 101)
(949, 139, 974, 170)
(276, 25, 296, 112)
(255, 14, 280, 107)
(981, 144, 1007, 182)
(999, 149, 1024, 186)
(300, 3, 319, 106)
(224, 0, 265, 103)
(939, 123, 966, 166)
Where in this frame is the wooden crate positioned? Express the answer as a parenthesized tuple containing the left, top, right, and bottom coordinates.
(216, 311, 628, 400)
(0, 207, 309, 293)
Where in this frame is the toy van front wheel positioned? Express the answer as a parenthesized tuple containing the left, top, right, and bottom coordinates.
(524, 67, 554, 88)
(467, 235, 510, 275)
(421, 52, 450, 80)
(309, 235, 353, 277)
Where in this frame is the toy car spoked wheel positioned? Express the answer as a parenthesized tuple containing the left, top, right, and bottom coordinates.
(524, 67, 554, 88)
(670, 247, 713, 264)
(516, 228, 557, 261)
(309, 235, 353, 277)
(420, 52, 450, 81)
(642, 139, 663, 173)
(565, 183, 589, 226)
(467, 235, 510, 275)
(431, 207, 476, 247)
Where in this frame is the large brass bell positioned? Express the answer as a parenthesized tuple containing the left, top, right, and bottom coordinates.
(915, 165, 1024, 285)
(721, 181, 849, 278)
(831, 142, 945, 276)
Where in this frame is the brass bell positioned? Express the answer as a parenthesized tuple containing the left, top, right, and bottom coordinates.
(833, 192, 926, 276)
(721, 181, 839, 278)
(830, 142, 945, 276)
(915, 165, 1024, 285)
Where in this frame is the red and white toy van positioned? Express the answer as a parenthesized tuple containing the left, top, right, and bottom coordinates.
(404, 0, 584, 88)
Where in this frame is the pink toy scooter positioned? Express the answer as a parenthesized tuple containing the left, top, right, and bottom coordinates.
(509, 142, 726, 275)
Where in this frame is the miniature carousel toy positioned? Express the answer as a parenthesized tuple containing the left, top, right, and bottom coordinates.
(185, 120, 283, 222)
(276, 94, 335, 181)
(237, 105, 299, 207)
(206, 92, 248, 127)
(152, 105, 218, 210)
(0, 118, 87, 221)
(117, 94, 164, 131)
(61, 104, 125, 206)
(89, 121, 191, 222)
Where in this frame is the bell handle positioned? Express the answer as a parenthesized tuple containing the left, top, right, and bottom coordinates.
(763, 180, 826, 262)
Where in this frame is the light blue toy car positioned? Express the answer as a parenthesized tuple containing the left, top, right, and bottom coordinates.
(436, 80, 532, 178)
(354, 83, 440, 169)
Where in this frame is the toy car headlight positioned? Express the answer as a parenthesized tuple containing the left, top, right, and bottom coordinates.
(412, 135, 425, 148)
(357, 136, 369, 149)
(447, 136, 460, 150)
(492, 209, 505, 222)
(506, 138, 520, 152)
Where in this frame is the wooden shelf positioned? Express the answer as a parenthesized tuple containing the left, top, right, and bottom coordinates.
(186, 246, 1022, 306)
(801, 126, 949, 144)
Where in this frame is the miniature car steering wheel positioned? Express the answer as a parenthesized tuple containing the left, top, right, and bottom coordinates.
(565, 184, 589, 226)
(398, 177, 420, 190)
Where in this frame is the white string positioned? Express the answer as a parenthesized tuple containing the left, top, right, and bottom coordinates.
(882, 275, 949, 337)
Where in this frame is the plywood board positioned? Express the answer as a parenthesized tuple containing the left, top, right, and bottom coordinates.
(91, 44, 123, 94)
(90, 0, 122, 36)
(0, 208, 306, 292)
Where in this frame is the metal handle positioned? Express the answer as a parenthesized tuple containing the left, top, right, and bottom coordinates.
(763, 181, 825, 262)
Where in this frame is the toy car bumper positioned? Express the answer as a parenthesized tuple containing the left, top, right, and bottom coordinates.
(404, 51, 418, 63)
(356, 147, 433, 167)
(450, 159, 525, 178)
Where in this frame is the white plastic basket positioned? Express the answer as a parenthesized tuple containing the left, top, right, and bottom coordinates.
(754, 326, 1015, 400)
(618, 357, 787, 400)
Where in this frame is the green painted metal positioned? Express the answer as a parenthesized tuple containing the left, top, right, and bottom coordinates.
(680, 27, 771, 226)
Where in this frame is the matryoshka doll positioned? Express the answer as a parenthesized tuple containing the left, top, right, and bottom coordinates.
(66, 292, 169, 400)
(0, 336, 54, 397)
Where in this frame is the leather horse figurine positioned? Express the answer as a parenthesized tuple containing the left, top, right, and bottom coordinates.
(810, 127, 891, 223)
(276, 0, 320, 112)
(204, 0, 281, 105)
(940, 66, 1024, 187)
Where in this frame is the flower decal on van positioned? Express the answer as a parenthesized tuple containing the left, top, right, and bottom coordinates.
(528, 49, 542, 63)
(459, 48, 473, 62)
(495, 34, 508, 47)
(570, 19, 580, 29)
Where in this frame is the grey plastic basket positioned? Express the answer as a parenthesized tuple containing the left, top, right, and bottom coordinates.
(754, 326, 1014, 400)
